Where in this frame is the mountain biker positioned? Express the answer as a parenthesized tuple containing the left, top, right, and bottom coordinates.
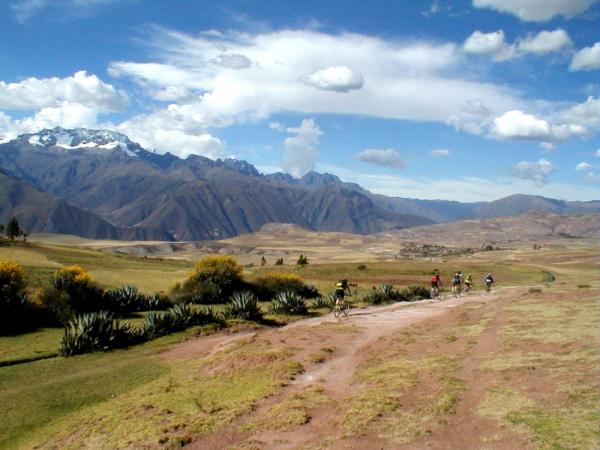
(484, 273, 494, 292)
(464, 274, 473, 293)
(452, 272, 462, 297)
(335, 279, 351, 301)
(431, 272, 442, 297)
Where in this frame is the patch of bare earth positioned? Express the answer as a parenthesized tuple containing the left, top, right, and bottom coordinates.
(182, 288, 539, 449)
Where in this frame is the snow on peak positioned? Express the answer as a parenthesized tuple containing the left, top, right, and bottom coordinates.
(19, 127, 144, 157)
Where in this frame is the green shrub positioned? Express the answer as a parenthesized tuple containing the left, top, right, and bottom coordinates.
(223, 291, 262, 321)
(541, 271, 556, 282)
(398, 285, 431, 301)
(42, 266, 107, 322)
(252, 273, 320, 300)
(147, 293, 172, 310)
(270, 291, 308, 315)
(357, 264, 367, 271)
(142, 304, 218, 339)
(105, 285, 148, 313)
(312, 294, 334, 309)
(172, 256, 243, 303)
(363, 284, 397, 304)
(59, 311, 138, 356)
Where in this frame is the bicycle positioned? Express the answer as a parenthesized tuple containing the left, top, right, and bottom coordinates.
(463, 283, 471, 295)
(452, 284, 461, 298)
(333, 296, 351, 318)
(333, 282, 357, 318)
(430, 285, 440, 299)
(485, 281, 492, 293)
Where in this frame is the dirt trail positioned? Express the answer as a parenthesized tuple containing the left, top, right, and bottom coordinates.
(180, 288, 520, 449)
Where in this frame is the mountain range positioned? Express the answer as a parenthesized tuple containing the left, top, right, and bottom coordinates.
(0, 127, 598, 241)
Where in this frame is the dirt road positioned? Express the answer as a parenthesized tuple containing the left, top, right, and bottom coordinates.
(162, 288, 532, 449)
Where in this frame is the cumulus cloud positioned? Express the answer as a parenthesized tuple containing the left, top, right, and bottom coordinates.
(0, 71, 127, 111)
(570, 43, 600, 71)
(513, 158, 555, 186)
(463, 29, 571, 61)
(491, 110, 587, 141)
(472, 0, 599, 22)
(575, 162, 593, 171)
(463, 30, 515, 61)
(0, 102, 99, 140)
(357, 149, 406, 169)
(517, 29, 572, 55)
(301, 66, 364, 92)
(555, 96, 600, 129)
(211, 54, 252, 69)
(429, 149, 451, 157)
(114, 103, 225, 159)
(282, 118, 321, 177)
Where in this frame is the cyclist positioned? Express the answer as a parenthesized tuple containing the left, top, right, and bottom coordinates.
(452, 271, 462, 297)
(430, 272, 442, 298)
(464, 274, 473, 294)
(335, 279, 351, 301)
(484, 273, 494, 292)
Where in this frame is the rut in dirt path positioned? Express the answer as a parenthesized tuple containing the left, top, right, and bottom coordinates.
(186, 288, 512, 450)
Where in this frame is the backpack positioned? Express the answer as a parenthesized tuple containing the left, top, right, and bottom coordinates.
(453, 274, 461, 283)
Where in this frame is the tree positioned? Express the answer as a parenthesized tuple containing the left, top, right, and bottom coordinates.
(296, 254, 308, 266)
(261, 256, 267, 266)
(275, 258, 284, 266)
(6, 217, 21, 240)
(0, 224, 4, 236)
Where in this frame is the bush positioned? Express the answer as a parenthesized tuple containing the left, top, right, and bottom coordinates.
(270, 291, 308, 315)
(172, 256, 243, 303)
(275, 258, 284, 266)
(105, 285, 148, 314)
(312, 294, 334, 309)
(362, 284, 430, 304)
(59, 311, 138, 356)
(398, 285, 431, 301)
(223, 291, 262, 321)
(542, 271, 556, 282)
(296, 254, 308, 265)
(41, 266, 107, 322)
(357, 264, 367, 271)
(142, 304, 218, 339)
(252, 273, 320, 301)
(0, 261, 50, 334)
(147, 293, 172, 310)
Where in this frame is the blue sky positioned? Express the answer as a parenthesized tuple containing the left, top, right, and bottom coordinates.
(1, 0, 599, 201)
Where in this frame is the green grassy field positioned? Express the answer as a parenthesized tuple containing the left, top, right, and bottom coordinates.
(1, 238, 597, 448)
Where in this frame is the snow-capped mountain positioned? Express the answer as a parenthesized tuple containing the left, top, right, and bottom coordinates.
(16, 127, 147, 157)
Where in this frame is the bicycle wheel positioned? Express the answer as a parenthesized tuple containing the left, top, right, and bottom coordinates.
(343, 300, 350, 316)
(333, 302, 341, 318)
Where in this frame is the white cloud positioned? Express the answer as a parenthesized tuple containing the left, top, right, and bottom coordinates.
(491, 110, 588, 141)
(464, 29, 572, 61)
(472, 0, 599, 22)
(0, 102, 99, 140)
(211, 54, 252, 69)
(0, 71, 127, 111)
(357, 149, 406, 169)
(513, 158, 555, 186)
(595, 149, 600, 157)
(429, 148, 452, 158)
(322, 163, 596, 202)
(282, 118, 321, 177)
(540, 142, 556, 151)
(114, 103, 225, 159)
(555, 96, 600, 129)
(269, 121, 285, 131)
(517, 29, 572, 55)
(463, 30, 515, 61)
(301, 66, 364, 92)
(575, 162, 593, 171)
(110, 28, 528, 129)
(570, 43, 600, 71)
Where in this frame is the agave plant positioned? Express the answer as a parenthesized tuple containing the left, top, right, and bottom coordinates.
(270, 291, 308, 315)
(223, 291, 262, 321)
(312, 294, 333, 309)
(106, 285, 147, 313)
(59, 311, 135, 356)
